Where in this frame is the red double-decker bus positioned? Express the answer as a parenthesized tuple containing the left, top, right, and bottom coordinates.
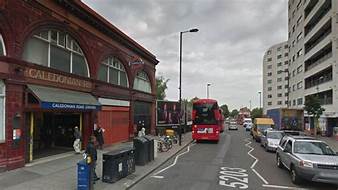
(192, 99, 221, 143)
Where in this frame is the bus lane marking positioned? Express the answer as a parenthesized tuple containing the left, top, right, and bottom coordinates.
(244, 138, 269, 185)
(151, 144, 193, 179)
(218, 167, 249, 189)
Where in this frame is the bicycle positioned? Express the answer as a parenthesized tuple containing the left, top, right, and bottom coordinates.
(157, 136, 173, 152)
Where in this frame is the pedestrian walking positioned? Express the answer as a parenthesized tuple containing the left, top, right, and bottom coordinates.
(94, 125, 104, 149)
(73, 126, 81, 154)
(85, 135, 99, 183)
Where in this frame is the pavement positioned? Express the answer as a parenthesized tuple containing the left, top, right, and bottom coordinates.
(132, 126, 338, 190)
(0, 133, 193, 190)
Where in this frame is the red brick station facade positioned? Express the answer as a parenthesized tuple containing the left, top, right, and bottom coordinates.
(0, 0, 159, 171)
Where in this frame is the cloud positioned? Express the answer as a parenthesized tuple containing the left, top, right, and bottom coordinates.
(82, 0, 288, 110)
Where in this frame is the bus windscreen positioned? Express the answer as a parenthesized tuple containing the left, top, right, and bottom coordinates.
(193, 103, 217, 125)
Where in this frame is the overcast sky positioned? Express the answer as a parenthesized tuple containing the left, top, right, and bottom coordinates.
(82, 0, 288, 110)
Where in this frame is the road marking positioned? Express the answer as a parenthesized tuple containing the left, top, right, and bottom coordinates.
(151, 144, 192, 178)
(244, 138, 269, 185)
(262, 184, 309, 190)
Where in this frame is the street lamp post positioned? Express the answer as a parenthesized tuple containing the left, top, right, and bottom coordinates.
(207, 83, 211, 99)
(179, 28, 198, 146)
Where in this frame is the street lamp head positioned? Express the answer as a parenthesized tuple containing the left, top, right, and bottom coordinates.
(189, 28, 199, 32)
(207, 83, 211, 86)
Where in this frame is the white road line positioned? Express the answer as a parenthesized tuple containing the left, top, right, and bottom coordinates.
(252, 168, 269, 185)
(151, 144, 192, 178)
(244, 138, 269, 185)
(262, 184, 309, 190)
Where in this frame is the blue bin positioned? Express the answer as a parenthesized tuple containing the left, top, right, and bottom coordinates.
(77, 160, 92, 190)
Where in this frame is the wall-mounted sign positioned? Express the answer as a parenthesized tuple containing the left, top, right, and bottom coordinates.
(24, 68, 92, 89)
(41, 102, 101, 110)
(129, 57, 144, 66)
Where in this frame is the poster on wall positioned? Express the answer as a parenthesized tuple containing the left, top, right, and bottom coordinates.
(156, 100, 181, 126)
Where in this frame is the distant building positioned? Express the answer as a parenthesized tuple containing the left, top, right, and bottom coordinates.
(262, 42, 289, 114)
(0, 0, 158, 171)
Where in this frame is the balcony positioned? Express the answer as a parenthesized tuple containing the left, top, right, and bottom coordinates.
(304, 32, 331, 60)
(304, 16, 331, 44)
(304, 0, 319, 19)
(305, 22, 331, 54)
(305, 89, 333, 105)
(304, 0, 331, 36)
(305, 68, 332, 89)
(304, 42, 332, 75)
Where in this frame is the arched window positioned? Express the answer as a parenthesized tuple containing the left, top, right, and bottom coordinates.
(133, 71, 151, 93)
(98, 57, 128, 87)
(0, 34, 5, 56)
(22, 30, 89, 77)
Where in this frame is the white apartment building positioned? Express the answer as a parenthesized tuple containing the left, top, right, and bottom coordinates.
(263, 42, 289, 114)
(288, 0, 337, 135)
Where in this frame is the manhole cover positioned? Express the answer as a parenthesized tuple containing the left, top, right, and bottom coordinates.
(126, 174, 137, 180)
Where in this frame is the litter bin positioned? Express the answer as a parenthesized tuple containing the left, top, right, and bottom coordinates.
(102, 150, 125, 183)
(77, 160, 93, 190)
(120, 147, 135, 177)
(143, 136, 154, 162)
(133, 137, 149, 166)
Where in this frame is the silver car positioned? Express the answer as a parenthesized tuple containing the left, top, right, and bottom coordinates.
(276, 135, 338, 185)
(261, 130, 284, 152)
(228, 122, 238, 130)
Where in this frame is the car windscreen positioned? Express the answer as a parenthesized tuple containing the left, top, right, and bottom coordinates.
(193, 103, 217, 125)
(267, 132, 283, 139)
(294, 141, 336, 155)
(256, 125, 271, 132)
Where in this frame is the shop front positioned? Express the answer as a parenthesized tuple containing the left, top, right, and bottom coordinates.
(25, 84, 100, 161)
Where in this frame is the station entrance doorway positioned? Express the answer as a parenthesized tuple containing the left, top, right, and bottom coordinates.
(27, 112, 82, 160)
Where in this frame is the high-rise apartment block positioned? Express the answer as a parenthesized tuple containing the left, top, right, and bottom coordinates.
(263, 0, 338, 134)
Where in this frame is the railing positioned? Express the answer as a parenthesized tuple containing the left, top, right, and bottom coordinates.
(320, 97, 332, 105)
(305, 74, 332, 89)
(305, 51, 332, 71)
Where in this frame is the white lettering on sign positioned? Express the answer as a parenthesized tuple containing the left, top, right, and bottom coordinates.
(218, 167, 248, 189)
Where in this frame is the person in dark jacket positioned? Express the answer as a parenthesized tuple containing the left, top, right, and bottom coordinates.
(85, 135, 99, 182)
(94, 125, 104, 150)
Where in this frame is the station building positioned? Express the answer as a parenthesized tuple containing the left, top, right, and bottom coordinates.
(0, 0, 158, 171)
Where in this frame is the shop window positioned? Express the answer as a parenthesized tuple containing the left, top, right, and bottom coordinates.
(22, 30, 89, 77)
(0, 34, 5, 56)
(98, 56, 129, 87)
(0, 80, 5, 142)
(133, 71, 151, 93)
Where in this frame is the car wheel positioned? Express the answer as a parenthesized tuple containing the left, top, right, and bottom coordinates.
(276, 154, 283, 169)
(291, 166, 302, 184)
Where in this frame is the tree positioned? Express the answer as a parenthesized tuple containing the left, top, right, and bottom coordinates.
(220, 104, 230, 118)
(251, 107, 263, 119)
(304, 95, 325, 136)
(229, 109, 239, 118)
(156, 76, 169, 100)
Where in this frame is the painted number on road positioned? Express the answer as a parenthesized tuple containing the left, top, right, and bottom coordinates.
(219, 167, 248, 189)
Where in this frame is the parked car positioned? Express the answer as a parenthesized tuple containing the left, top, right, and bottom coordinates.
(276, 135, 338, 185)
(260, 130, 284, 152)
(228, 122, 238, 130)
(252, 118, 274, 142)
(243, 118, 252, 128)
(245, 123, 252, 131)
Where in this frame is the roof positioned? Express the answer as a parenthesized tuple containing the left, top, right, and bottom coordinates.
(54, 0, 159, 65)
(254, 118, 274, 125)
(193, 99, 218, 104)
(28, 84, 100, 106)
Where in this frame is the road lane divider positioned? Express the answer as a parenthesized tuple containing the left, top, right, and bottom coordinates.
(244, 138, 269, 185)
(151, 144, 193, 178)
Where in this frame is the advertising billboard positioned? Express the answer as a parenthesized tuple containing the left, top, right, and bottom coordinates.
(156, 100, 181, 126)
